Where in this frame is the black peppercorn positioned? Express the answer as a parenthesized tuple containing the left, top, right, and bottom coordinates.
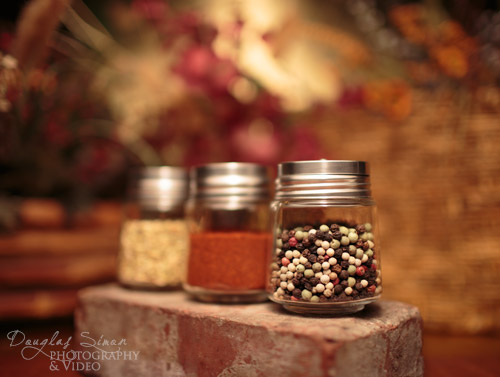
(356, 224, 366, 234)
(317, 231, 327, 240)
(310, 277, 320, 286)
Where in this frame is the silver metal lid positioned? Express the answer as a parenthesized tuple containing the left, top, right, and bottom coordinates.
(276, 160, 372, 199)
(133, 166, 189, 211)
(190, 162, 270, 201)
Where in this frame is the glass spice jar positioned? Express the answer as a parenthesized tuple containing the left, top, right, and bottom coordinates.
(268, 160, 382, 314)
(185, 162, 272, 303)
(117, 166, 189, 289)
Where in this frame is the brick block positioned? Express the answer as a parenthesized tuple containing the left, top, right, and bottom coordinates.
(75, 284, 423, 377)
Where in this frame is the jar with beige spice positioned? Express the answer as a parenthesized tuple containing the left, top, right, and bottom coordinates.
(118, 167, 189, 289)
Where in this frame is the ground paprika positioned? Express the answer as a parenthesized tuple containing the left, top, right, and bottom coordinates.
(187, 231, 271, 290)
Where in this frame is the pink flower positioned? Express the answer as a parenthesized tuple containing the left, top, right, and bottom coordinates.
(337, 87, 364, 108)
(174, 46, 238, 95)
(131, 0, 169, 24)
(228, 119, 282, 164)
(283, 126, 324, 161)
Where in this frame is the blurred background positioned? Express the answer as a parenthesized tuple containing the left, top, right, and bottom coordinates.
(0, 0, 499, 375)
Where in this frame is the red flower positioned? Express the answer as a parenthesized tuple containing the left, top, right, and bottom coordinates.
(174, 46, 238, 95)
(0, 32, 13, 52)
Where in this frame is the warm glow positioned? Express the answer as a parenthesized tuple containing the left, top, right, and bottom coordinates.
(202, 0, 341, 111)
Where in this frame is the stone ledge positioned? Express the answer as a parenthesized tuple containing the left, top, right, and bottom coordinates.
(75, 284, 423, 377)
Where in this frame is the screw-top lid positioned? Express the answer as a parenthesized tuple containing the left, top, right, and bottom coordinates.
(276, 160, 372, 199)
(133, 166, 189, 211)
(190, 162, 270, 201)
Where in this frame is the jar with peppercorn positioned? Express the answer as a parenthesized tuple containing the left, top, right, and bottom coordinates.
(117, 166, 189, 289)
(268, 160, 382, 314)
(185, 162, 272, 303)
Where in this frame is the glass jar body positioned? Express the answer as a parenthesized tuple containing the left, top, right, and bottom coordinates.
(184, 198, 271, 303)
(117, 201, 189, 290)
(268, 197, 382, 314)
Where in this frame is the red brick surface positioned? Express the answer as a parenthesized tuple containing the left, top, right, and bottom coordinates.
(75, 284, 423, 377)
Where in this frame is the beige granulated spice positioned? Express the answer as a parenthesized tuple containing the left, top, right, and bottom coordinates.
(118, 219, 188, 287)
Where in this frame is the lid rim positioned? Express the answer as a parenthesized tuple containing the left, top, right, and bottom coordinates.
(278, 160, 369, 176)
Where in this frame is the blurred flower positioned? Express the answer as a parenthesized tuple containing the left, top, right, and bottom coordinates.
(0, 53, 21, 112)
(337, 86, 364, 108)
(229, 118, 282, 164)
(389, 4, 429, 46)
(389, 4, 482, 83)
(430, 45, 469, 79)
(0, 32, 13, 51)
(43, 111, 71, 146)
(284, 125, 323, 161)
(363, 79, 412, 121)
(174, 46, 238, 95)
(406, 62, 440, 86)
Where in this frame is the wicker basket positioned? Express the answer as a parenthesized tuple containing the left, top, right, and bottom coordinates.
(314, 89, 500, 334)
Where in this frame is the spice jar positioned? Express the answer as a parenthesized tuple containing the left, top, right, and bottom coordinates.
(118, 166, 189, 289)
(185, 162, 272, 303)
(268, 160, 382, 314)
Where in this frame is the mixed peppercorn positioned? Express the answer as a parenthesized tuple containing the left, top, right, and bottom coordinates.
(270, 222, 382, 303)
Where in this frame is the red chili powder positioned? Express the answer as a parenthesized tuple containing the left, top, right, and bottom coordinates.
(187, 231, 271, 290)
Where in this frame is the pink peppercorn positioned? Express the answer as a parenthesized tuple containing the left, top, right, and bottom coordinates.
(291, 296, 299, 301)
(332, 278, 339, 286)
(324, 255, 330, 260)
(288, 237, 297, 247)
(282, 257, 291, 266)
(356, 266, 365, 276)
(367, 285, 376, 293)
(371, 263, 377, 270)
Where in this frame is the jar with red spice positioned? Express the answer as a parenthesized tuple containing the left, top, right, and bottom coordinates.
(268, 160, 382, 314)
(185, 162, 272, 303)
